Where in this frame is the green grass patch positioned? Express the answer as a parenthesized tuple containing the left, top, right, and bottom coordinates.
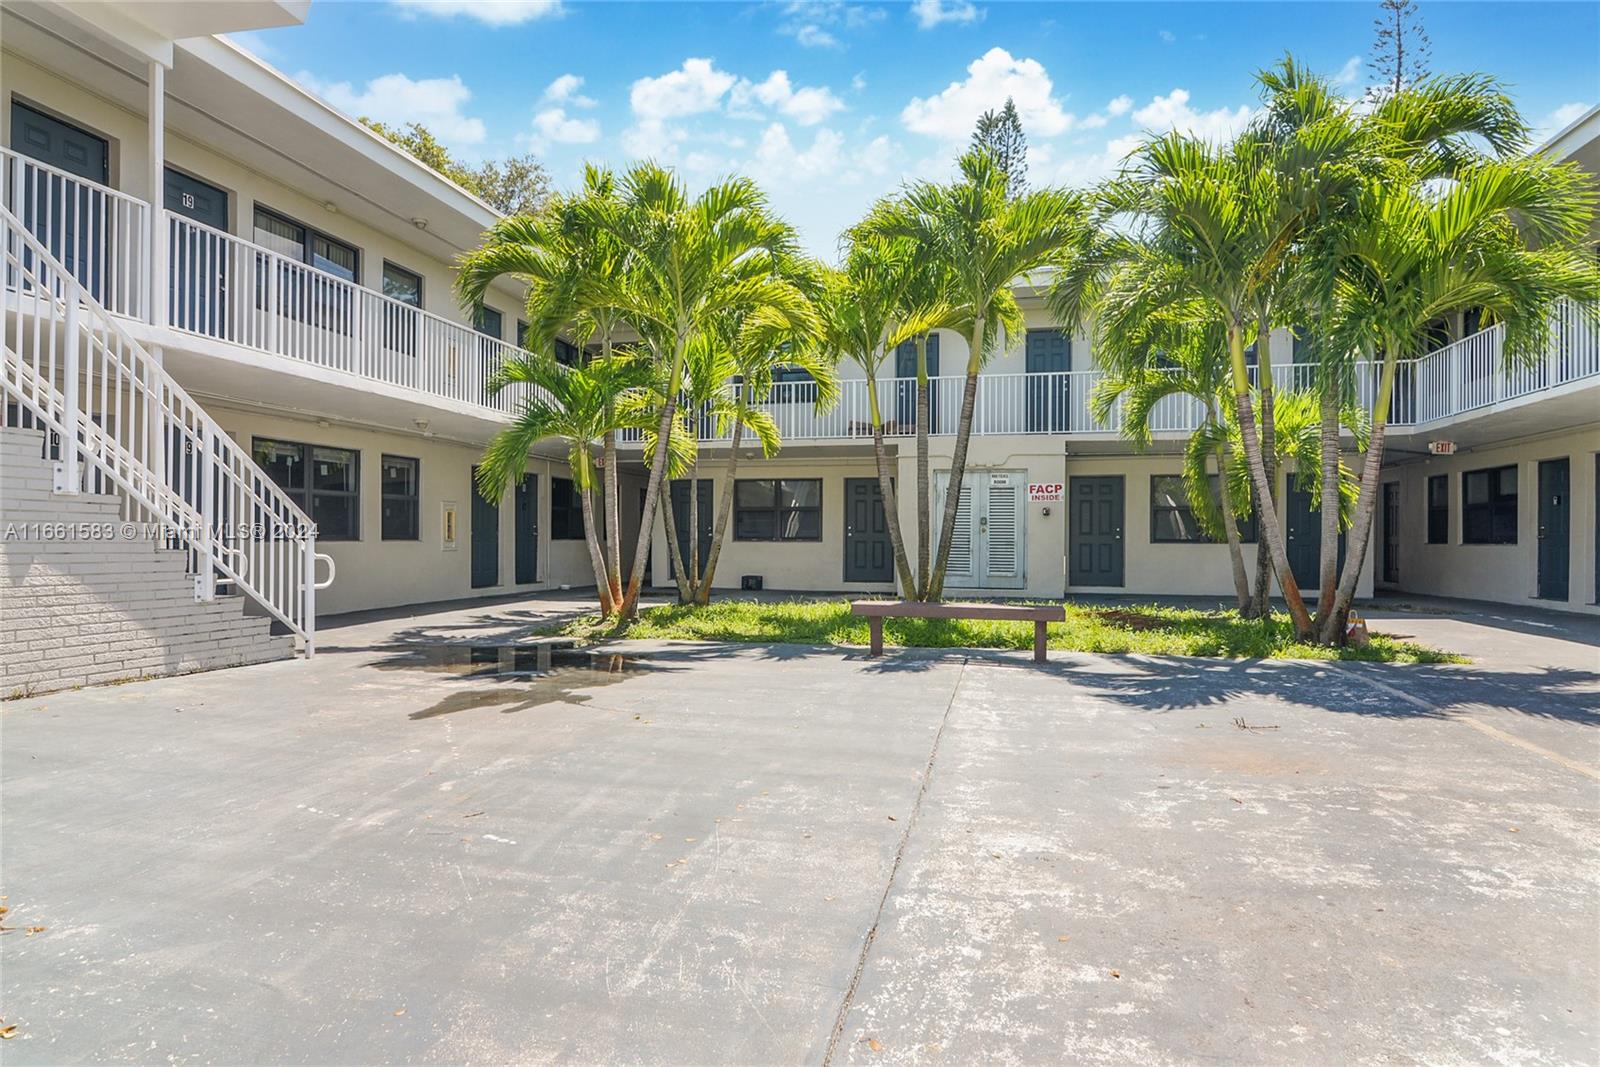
(550, 598, 1463, 663)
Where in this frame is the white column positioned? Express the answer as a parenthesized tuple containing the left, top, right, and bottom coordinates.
(147, 59, 166, 332)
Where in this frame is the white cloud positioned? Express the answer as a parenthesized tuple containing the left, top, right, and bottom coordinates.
(1079, 113, 1108, 130)
(620, 119, 686, 159)
(390, 0, 563, 26)
(630, 58, 737, 121)
(1131, 88, 1255, 144)
(1157, 29, 1175, 44)
(299, 71, 486, 148)
(533, 106, 599, 144)
(911, 0, 983, 28)
(901, 47, 1073, 141)
(751, 123, 846, 183)
(1106, 94, 1133, 116)
(1333, 55, 1363, 88)
(731, 71, 846, 126)
(777, 1, 885, 48)
(543, 74, 596, 107)
(1539, 101, 1591, 140)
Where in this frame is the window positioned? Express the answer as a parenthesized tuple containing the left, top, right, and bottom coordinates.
(252, 438, 360, 541)
(381, 455, 420, 541)
(551, 477, 586, 540)
(1427, 474, 1449, 544)
(474, 306, 503, 339)
(771, 364, 817, 402)
(1150, 474, 1256, 544)
(381, 262, 422, 354)
(1463, 465, 1517, 544)
(382, 262, 422, 307)
(253, 207, 358, 281)
(554, 338, 581, 367)
(734, 479, 821, 541)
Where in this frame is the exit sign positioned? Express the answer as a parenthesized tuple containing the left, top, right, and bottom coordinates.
(1428, 441, 1457, 456)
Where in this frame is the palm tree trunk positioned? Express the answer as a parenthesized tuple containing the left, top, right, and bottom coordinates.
(601, 335, 624, 610)
(575, 452, 615, 616)
(1313, 380, 1342, 629)
(619, 341, 685, 619)
(660, 477, 694, 604)
(697, 417, 743, 604)
(928, 318, 984, 601)
(915, 334, 931, 600)
(1319, 354, 1398, 645)
(1229, 325, 1312, 636)
(687, 456, 701, 595)
(1211, 424, 1252, 612)
(1248, 325, 1276, 619)
(865, 372, 916, 596)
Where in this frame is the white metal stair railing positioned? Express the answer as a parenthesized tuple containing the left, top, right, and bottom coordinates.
(1, 203, 334, 654)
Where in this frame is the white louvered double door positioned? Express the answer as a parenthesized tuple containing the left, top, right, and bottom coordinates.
(932, 469, 1027, 589)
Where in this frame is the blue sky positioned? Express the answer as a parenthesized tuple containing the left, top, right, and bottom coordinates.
(234, 0, 1599, 257)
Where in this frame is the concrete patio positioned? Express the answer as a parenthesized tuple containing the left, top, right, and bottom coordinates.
(1, 594, 1596, 1064)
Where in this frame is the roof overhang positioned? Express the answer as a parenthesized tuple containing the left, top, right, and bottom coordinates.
(44, 0, 309, 66)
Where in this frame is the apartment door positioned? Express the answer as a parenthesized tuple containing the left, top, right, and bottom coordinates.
(1068, 476, 1123, 587)
(894, 335, 939, 433)
(515, 473, 538, 585)
(1537, 458, 1570, 601)
(1025, 329, 1071, 433)
(668, 479, 714, 580)
(935, 469, 1027, 589)
(843, 478, 893, 583)
(11, 102, 108, 301)
(1381, 482, 1400, 585)
(165, 168, 230, 337)
(470, 468, 499, 589)
(1285, 485, 1346, 593)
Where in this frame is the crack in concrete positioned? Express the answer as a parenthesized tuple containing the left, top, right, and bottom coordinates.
(821, 657, 969, 1066)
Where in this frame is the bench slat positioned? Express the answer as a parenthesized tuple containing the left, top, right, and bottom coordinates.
(850, 600, 1064, 623)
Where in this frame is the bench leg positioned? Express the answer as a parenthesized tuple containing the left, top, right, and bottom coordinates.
(1034, 620, 1047, 664)
(869, 618, 883, 658)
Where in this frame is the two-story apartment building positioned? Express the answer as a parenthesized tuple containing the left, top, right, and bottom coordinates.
(1, 0, 1595, 696)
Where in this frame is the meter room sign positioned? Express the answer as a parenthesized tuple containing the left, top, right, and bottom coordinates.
(1028, 482, 1064, 502)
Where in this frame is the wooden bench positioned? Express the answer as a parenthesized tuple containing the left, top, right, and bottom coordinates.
(850, 600, 1067, 663)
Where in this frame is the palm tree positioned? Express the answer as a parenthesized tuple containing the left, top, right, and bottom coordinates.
(1314, 151, 1599, 643)
(865, 152, 1090, 599)
(456, 165, 633, 609)
(691, 308, 836, 604)
(473, 353, 663, 616)
(814, 235, 943, 596)
(1087, 293, 1256, 610)
(574, 164, 817, 619)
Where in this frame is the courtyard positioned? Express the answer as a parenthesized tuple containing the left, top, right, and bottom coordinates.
(1, 595, 1596, 1064)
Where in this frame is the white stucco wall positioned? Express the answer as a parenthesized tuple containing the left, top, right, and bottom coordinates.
(1381, 426, 1600, 613)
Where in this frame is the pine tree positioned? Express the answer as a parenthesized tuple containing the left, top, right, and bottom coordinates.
(970, 97, 1027, 197)
(1368, 0, 1431, 96)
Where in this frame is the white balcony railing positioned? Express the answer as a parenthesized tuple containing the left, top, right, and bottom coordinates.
(2, 146, 1594, 445)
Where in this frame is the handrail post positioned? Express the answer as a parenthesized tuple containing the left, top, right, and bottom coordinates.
(57, 297, 81, 494)
(197, 421, 216, 601)
(266, 253, 281, 354)
(303, 535, 317, 657)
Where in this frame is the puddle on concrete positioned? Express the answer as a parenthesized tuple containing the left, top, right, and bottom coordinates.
(403, 646, 658, 720)
(406, 645, 640, 679)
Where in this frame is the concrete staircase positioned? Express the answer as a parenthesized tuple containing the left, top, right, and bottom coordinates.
(1, 427, 294, 697)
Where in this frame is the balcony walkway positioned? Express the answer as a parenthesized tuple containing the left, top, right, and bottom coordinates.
(7, 145, 1598, 446)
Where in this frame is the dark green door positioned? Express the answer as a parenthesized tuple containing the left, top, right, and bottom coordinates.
(844, 478, 893, 583)
(894, 334, 939, 433)
(1025, 328, 1071, 433)
(1069, 476, 1123, 587)
(11, 102, 108, 300)
(1285, 485, 1346, 593)
(668, 479, 713, 580)
(165, 168, 230, 336)
(1381, 482, 1400, 584)
(515, 473, 539, 585)
(1537, 458, 1569, 601)
(471, 468, 499, 589)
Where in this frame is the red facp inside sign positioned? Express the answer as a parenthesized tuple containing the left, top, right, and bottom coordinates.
(1028, 482, 1063, 502)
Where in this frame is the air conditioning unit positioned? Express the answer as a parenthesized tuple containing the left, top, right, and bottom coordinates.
(741, 575, 764, 591)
